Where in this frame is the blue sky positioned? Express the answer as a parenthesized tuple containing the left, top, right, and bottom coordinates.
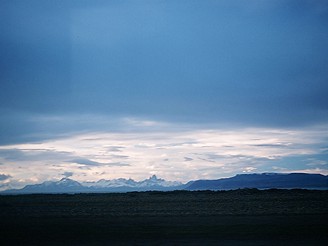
(0, 0, 328, 189)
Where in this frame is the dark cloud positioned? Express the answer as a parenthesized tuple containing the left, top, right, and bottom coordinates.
(0, 174, 11, 181)
(109, 162, 130, 167)
(0, 149, 26, 161)
(107, 146, 124, 152)
(110, 155, 129, 159)
(198, 158, 216, 163)
(0, 148, 73, 162)
(0, 148, 132, 168)
(184, 157, 193, 162)
(0, 0, 328, 145)
(197, 153, 273, 164)
(69, 159, 103, 166)
(251, 144, 291, 148)
(62, 172, 73, 177)
(0, 111, 127, 145)
(69, 158, 130, 167)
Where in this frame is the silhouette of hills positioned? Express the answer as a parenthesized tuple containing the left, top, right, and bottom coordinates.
(185, 173, 328, 190)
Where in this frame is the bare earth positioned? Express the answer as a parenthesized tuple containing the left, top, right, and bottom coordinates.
(0, 189, 327, 245)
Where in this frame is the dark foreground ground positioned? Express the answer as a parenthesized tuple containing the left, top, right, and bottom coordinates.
(1, 189, 327, 245)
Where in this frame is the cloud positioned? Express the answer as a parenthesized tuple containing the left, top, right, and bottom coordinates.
(62, 172, 73, 177)
(107, 146, 124, 152)
(306, 158, 327, 167)
(69, 159, 104, 166)
(251, 143, 292, 148)
(196, 153, 274, 164)
(0, 149, 29, 161)
(1, 0, 328, 189)
(243, 167, 257, 173)
(122, 118, 167, 128)
(1, 1, 328, 147)
(1, 122, 327, 183)
(69, 158, 130, 167)
(0, 174, 11, 181)
(110, 155, 129, 159)
(0, 147, 131, 167)
(0, 148, 73, 162)
(277, 168, 328, 175)
(108, 162, 130, 167)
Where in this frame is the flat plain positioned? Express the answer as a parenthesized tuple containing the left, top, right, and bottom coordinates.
(1, 189, 327, 245)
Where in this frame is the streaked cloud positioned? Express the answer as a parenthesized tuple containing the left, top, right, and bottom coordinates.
(0, 174, 11, 181)
(69, 158, 130, 167)
(0, 119, 327, 189)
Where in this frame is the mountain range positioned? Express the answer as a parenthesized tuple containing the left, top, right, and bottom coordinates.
(1, 173, 327, 194)
(186, 173, 328, 190)
(2, 175, 185, 194)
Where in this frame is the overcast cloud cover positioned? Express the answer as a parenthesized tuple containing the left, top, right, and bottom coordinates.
(1, 0, 328, 189)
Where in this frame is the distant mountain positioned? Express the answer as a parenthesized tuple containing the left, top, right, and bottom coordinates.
(3, 178, 90, 194)
(83, 175, 182, 188)
(2, 173, 327, 194)
(2, 175, 185, 194)
(138, 175, 182, 187)
(185, 173, 328, 190)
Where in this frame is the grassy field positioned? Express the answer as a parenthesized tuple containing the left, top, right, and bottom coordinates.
(1, 189, 327, 245)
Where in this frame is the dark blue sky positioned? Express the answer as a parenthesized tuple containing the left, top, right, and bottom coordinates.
(0, 0, 327, 185)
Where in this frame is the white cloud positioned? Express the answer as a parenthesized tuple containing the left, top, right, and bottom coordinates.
(243, 167, 257, 173)
(122, 117, 168, 127)
(0, 120, 327, 188)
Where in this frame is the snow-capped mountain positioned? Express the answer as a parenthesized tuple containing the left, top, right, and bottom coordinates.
(56, 177, 83, 187)
(82, 175, 182, 188)
(83, 178, 137, 188)
(6, 178, 88, 194)
(138, 175, 182, 187)
(2, 176, 184, 194)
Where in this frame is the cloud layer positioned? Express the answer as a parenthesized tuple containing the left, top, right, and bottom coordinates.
(0, 119, 327, 190)
(1, 1, 328, 144)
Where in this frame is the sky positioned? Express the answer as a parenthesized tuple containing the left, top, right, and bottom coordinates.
(1, 0, 328, 190)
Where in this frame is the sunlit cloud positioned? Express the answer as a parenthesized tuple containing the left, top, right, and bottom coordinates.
(0, 118, 327, 190)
